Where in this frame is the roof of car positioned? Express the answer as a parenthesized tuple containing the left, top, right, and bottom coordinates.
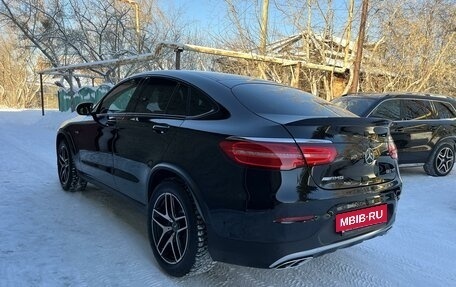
(126, 70, 274, 89)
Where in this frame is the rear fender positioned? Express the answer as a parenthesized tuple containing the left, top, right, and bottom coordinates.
(148, 163, 211, 225)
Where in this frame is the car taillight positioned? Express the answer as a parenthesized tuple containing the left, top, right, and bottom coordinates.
(299, 145, 337, 166)
(388, 136, 398, 159)
(219, 139, 337, 170)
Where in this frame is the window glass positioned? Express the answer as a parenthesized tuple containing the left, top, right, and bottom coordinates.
(402, 100, 433, 120)
(99, 79, 140, 113)
(232, 83, 354, 117)
(166, 85, 187, 115)
(434, 101, 456, 119)
(332, 97, 378, 116)
(134, 78, 186, 116)
(188, 88, 215, 116)
(370, 100, 401, 120)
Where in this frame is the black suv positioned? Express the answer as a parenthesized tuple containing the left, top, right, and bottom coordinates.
(332, 93, 456, 176)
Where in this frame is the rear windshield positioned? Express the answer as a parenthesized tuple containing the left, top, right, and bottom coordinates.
(232, 83, 354, 117)
(332, 97, 378, 116)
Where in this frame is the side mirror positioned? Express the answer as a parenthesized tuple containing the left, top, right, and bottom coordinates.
(76, 102, 94, 116)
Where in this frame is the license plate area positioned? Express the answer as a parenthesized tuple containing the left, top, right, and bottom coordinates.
(335, 204, 387, 233)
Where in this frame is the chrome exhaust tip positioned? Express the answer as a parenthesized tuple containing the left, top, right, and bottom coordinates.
(274, 257, 312, 269)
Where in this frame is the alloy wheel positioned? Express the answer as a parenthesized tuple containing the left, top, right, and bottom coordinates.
(151, 192, 189, 265)
(58, 144, 70, 185)
(436, 147, 454, 174)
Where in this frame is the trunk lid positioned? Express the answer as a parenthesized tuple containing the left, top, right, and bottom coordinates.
(282, 117, 398, 189)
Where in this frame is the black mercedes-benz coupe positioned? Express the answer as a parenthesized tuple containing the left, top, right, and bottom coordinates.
(332, 93, 456, 176)
(56, 70, 402, 277)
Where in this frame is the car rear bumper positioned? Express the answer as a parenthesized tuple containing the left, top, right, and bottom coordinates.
(269, 225, 392, 268)
(206, 189, 399, 269)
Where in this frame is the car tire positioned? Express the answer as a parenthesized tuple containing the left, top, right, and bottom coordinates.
(423, 141, 455, 176)
(147, 180, 215, 277)
(57, 140, 87, 191)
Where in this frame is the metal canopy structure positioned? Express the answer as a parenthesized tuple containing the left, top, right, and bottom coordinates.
(38, 52, 160, 115)
(38, 40, 352, 115)
(156, 41, 348, 74)
(38, 52, 158, 75)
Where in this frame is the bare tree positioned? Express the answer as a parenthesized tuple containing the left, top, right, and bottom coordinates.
(213, 0, 358, 99)
(1, 0, 454, 109)
(0, 30, 40, 108)
(215, 0, 455, 98)
(364, 0, 456, 95)
(0, 0, 188, 85)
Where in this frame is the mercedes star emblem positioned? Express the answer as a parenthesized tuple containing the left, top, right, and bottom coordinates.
(364, 148, 375, 164)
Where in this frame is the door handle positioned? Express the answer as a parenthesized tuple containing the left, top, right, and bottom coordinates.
(105, 116, 117, 126)
(153, 124, 170, 134)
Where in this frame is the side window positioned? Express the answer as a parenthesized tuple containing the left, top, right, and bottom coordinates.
(99, 79, 140, 114)
(166, 85, 187, 115)
(370, 100, 401, 120)
(433, 101, 456, 119)
(133, 78, 186, 116)
(402, 100, 433, 120)
(188, 87, 215, 116)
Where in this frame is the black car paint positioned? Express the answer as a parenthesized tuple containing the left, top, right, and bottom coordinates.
(57, 70, 401, 270)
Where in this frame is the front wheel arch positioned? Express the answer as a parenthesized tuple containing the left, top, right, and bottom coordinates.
(56, 131, 77, 156)
(56, 138, 87, 191)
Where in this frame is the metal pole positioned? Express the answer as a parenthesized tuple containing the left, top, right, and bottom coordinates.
(350, 0, 369, 93)
(118, 0, 141, 52)
(259, 0, 270, 55)
(133, 3, 140, 52)
(40, 73, 45, 116)
(175, 47, 183, 70)
(133, 3, 140, 34)
(344, 0, 355, 67)
(69, 70, 75, 112)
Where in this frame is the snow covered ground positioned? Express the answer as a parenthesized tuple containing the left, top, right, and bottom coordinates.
(0, 109, 455, 287)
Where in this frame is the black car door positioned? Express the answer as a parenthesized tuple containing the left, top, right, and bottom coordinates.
(74, 78, 141, 188)
(371, 99, 435, 164)
(112, 77, 186, 203)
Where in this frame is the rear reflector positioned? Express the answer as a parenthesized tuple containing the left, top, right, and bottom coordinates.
(220, 139, 337, 170)
(388, 136, 398, 159)
(274, 215, 316, 224)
